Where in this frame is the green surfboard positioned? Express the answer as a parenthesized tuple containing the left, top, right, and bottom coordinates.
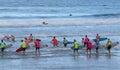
(93, 38, 107, 42)
(71, 45, 84, 50)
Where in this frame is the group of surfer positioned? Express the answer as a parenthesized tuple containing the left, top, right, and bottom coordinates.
(0, 33, 113, 55)
(51, 34, 113, 55)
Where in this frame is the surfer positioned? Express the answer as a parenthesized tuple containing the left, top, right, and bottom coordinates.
(21, 40, 27, 54)
(106, 38, 112, 54)
(63, 37, 67, 47)
(84, 35, 89, 47)
(81, 38, 85, 45)
(87, 39, 92, 54)
(95, 39, 100, 54)
(24, 37, 30, 48)
(11, 35, 15, 42)
(4, 35, 10, 40)
(0, 40, 6, 53)
(52, 36, 58, 47)
(29, 34, 33, 42)
(96, 34, 100, 40)
(73, 39, 79, 55)
(35, 39, 41, 55)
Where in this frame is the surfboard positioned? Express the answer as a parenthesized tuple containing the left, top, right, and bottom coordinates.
(5, 44, 12, 48)
(71, 45, 84, 50)
(100, 42, 119, 48)
(93, 37, 107, 42)
(0, 44, 12, 49)
(67, 41, 74, 44)
(16, 46, 23, 52)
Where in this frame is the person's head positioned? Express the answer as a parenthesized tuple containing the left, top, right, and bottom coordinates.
(30, 34, 32, 36)
(85, 35, 87, 37)
(53, 36, 56, 38)
(97, 33, 99, 36)
(25, 37, 27, 40)
(21, 40, 23, 42)
(108, 38, 110, 41)
(64, 37, 66, 39)
(74, 39, 76, 42)
(82, 38, 84, 40)
(1, 40, 3, 42)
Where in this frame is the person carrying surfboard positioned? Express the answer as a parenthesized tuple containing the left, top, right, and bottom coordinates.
(29, 34, 33, 42)
(63, 37, 68, 47)
(0, 40, 6, 53)
(11, 35, 15, 42)
(73, 39, 79, 55)
(81, 38, 85, 45)
(52, 36, 58, 47)
(21, 40, 27, 54)
(84, 35, 89, 47)
(24, 37, 30, 48)
(87, 39, 92, 54)
(96, 34, 100, 40)
(106, 39, 112, 54)
(35, 39, 41, 55)
(95, 39, 100, 54)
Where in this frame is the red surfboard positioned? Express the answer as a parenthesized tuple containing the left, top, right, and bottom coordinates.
(16, 46, 23, 52)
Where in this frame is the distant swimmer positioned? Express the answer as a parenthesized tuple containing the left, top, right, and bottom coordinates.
(69, 14, 72, 16)
(42, 22, 48, 25)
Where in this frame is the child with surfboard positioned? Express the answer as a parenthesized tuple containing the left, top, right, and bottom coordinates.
(87, 39, 92, 54)
(52, 36, 58, 47)
(35, 39, 41, 55)
(106, 38, 112, 54)
(73, 39, 79, 55)
(63, 37, 68, 47)
(0, 40, 6, 53)
(21, 40, 27, 54)
(95, 39, 100, 54)
(29, 34, 33, 42)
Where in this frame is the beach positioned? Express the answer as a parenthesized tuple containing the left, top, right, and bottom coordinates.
(0, 0, 120, 70)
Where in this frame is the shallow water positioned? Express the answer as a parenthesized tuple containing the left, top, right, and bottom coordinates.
(0, 24, 120, 70)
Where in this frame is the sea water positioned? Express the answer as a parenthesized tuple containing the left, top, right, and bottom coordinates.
(0, 0, 120, 70)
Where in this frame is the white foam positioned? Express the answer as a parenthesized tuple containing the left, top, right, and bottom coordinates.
(0, 18, 120, 27)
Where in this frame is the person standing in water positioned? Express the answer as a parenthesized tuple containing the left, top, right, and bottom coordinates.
(73, 39, 79, 55)
(52, 36, 58, 47)
(106, 39, 112, 54)
(35, 39, 41, 55)
(24, 37, 30, 48)
(96, 34, 100, 40)
(63, 37, 68, 47)
(87, 39, 92, 54)
(81, 38, 85, 45)
(95, 39, 100, 54)
(84, 35, 89, 47)
(11, 35, 15, 42)
(21, 40, 27, 55)
(29, 34, 33, 42)
(0, 40, 6, 53)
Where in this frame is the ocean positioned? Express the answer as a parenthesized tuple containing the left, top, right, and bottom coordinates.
(0, 0, 120, 70)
